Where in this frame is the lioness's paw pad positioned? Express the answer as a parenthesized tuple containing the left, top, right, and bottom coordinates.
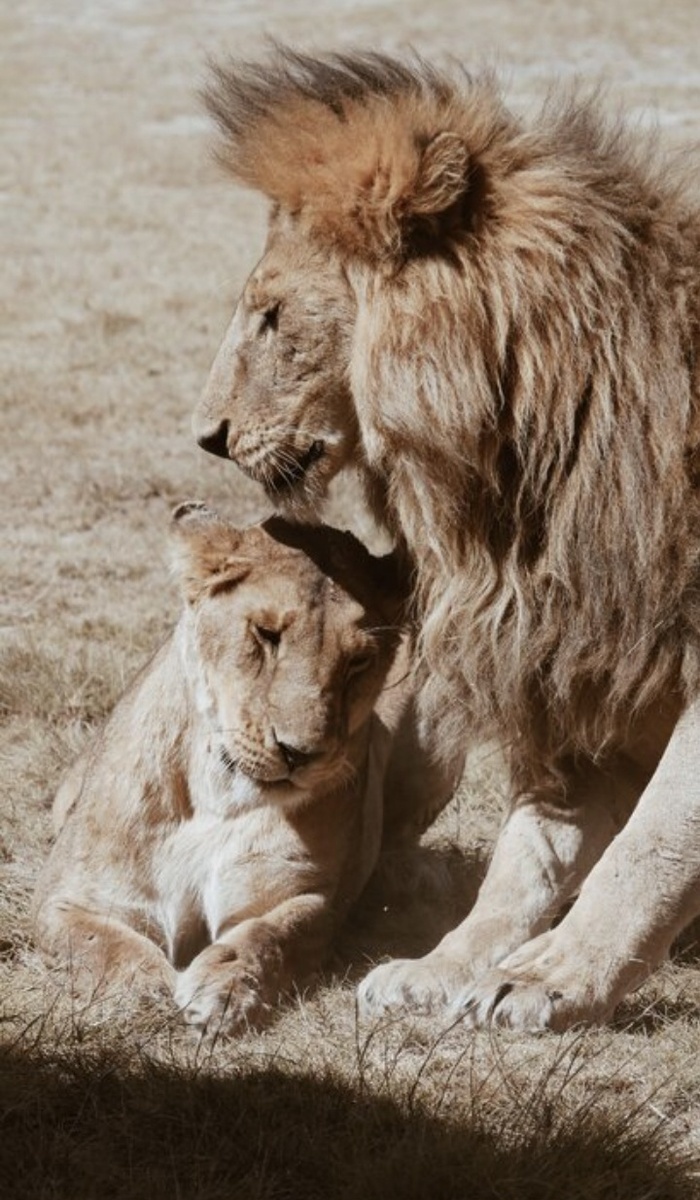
(358, 955, 473, 1018)
(174, 968, 270, 1035)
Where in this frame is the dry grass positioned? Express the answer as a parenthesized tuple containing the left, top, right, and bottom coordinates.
(0, 1019, 696, 1200)
(3, 1, 700, 1196)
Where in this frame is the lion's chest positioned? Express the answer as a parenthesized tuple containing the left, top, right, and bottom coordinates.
(154, 804, 322, 965)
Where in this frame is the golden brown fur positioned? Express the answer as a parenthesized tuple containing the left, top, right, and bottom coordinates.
(33, 504, 419, 1033)
(202, 50, 700, 779)
(193, 49, 700, 1029)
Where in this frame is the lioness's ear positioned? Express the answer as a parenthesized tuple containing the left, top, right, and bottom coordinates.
(170, 502, 249, 603)
(410, 131, 470, 217)
(171, 500, 221, 528)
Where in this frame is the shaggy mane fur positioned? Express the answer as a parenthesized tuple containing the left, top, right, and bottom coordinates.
(206, 49, 700, 790)
(204, 49, 498, 262)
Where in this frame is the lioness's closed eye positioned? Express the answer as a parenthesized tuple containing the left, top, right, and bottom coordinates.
(33, 503, 408, 1033)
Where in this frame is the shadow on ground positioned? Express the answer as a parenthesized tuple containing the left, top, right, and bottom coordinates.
(339, 842, 487, 974)
(0, 1037, 693, 1200)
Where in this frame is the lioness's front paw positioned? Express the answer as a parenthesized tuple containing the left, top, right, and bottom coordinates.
(453, 931, 613, 1032)
(174, 963, 270, 1034)
(358, 953, 475, 1018)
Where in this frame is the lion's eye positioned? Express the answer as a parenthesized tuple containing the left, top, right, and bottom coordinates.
(260, 303, 280, 333)
(253, 624, 281, 649)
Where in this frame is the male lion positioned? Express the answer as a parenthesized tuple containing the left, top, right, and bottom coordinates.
(34, 503, 417, 1033)
(193, 49, 700, 1031)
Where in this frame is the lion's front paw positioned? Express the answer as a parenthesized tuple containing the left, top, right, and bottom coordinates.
(174, 962, 270, 1035)
(453, 931, 614, 1033)
(358, 953, 475, 1019)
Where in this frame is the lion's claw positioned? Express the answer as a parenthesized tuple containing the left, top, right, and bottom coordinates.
(454, 971, 562, 1031)
(452, 932, 612, 1032)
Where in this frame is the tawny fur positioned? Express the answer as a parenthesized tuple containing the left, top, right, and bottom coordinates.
(202, 49, 700, 792)
(34, 505, 436, 1033)
(192, 51, 700, 1028)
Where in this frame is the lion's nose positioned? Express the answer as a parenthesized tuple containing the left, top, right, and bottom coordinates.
(274, 736, 317, 773)
(196, 419, 231, 459)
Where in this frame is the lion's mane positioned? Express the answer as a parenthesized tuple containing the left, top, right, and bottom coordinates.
(206, 50, 700, 788)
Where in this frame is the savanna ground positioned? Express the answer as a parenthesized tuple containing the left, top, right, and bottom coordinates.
(3, 1, 700, 1196)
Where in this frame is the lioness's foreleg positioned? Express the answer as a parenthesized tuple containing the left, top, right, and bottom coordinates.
(359, 759, 639, 1017)
(174, 893, 333, 1033)
(456, 697, 700, 1030)
(34, 898, 174, 996)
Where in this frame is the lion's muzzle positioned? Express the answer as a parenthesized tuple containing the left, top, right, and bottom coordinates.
(265, 440, 325, 496)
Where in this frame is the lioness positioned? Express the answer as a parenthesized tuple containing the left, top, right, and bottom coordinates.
(193, 49, 700, 1030)
(33, 503, 411, 1032)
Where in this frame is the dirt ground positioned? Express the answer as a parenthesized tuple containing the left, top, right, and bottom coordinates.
(3, 2, 700, 1197)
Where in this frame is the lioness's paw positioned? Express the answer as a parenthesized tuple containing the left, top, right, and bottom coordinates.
(358, 953, 474, 1018)
(453, 933, 611, 1032)
(174, 964, 270, 1035)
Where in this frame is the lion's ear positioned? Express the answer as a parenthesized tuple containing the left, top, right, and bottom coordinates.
(170, 502, 250, 603)
(409, 131, 470, 217)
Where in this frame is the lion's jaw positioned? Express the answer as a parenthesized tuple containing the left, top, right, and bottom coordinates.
(193, 219, 361, 521)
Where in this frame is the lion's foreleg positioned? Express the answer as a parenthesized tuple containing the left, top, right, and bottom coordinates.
(34, 897, 174, 998)
(174, 893, 333, 1033)
(379, 684, 469, 845)
(358, 759, 639, 1018)
(457, 697, 700, 1030)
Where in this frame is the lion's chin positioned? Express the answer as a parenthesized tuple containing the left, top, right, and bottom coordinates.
(264, 465, 334, 523)
(219, 745, 289, 788)
(237, 762, 291, 787)
(266, 483, 327, 524)
(228, 444, 330, 521)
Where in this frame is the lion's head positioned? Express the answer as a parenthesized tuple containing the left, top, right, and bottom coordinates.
(171, 502, 404, 794)
(192, 49, 700, 774)
(194, 212, 358, 521)
(192, 51, 481, 523)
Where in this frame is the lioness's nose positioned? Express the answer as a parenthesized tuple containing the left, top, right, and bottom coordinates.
(196, 419, 231, 460)
(275, 737, 316, 773)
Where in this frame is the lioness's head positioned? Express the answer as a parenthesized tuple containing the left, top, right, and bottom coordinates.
(171, 503, 405, 794)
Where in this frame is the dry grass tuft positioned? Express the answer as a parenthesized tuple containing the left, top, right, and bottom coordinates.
(0, 1013, 696, 1200)
(0, 636, 126, 726)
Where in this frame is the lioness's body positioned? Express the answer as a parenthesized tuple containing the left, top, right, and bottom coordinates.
(34, 508, 416, 1032)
